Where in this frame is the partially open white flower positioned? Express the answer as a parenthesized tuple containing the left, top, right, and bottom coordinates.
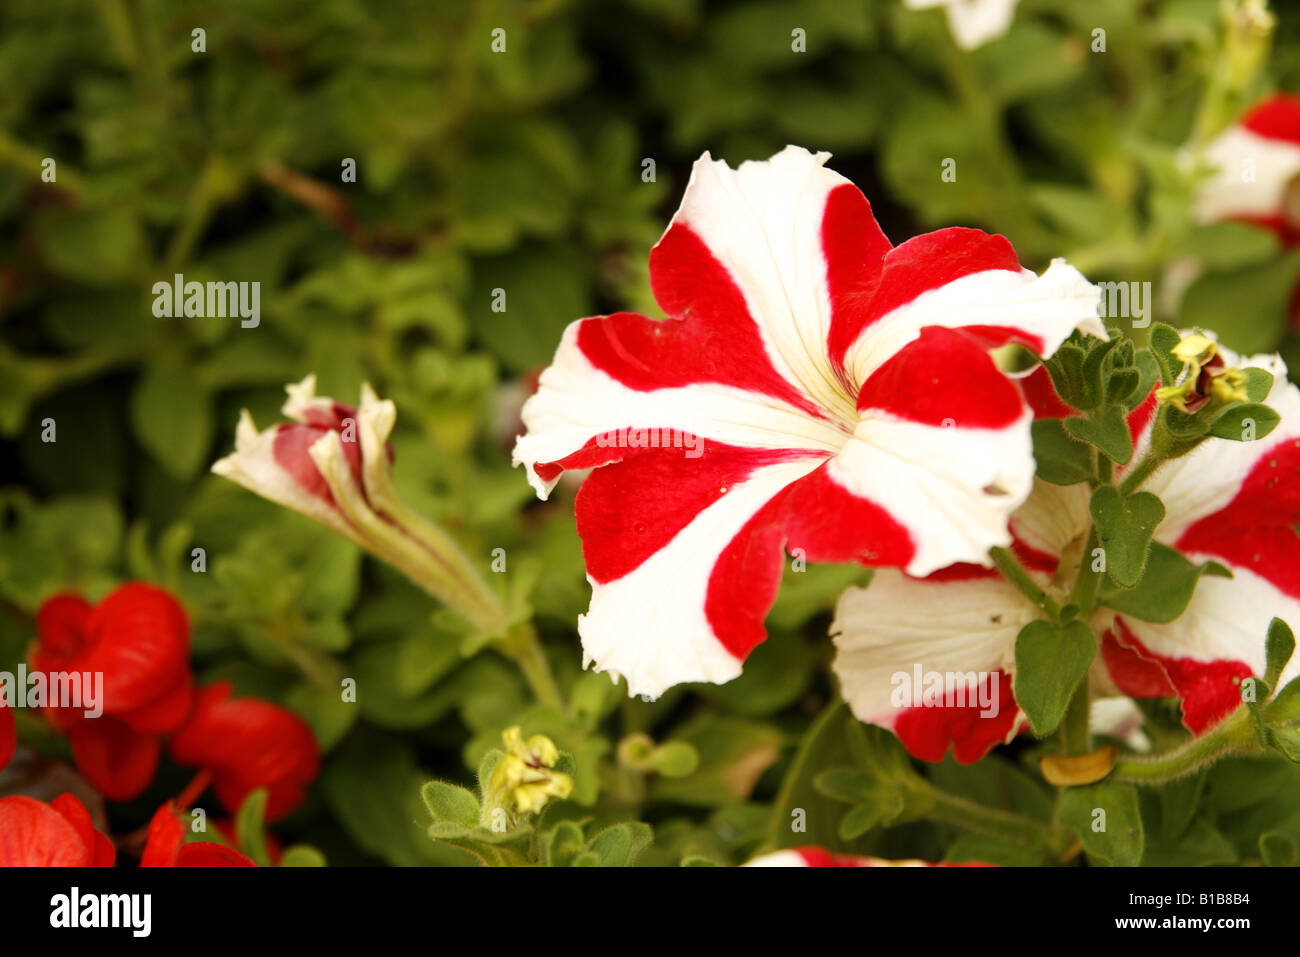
(213, 376, 506, 634)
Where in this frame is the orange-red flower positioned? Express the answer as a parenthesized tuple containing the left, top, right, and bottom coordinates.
(140, 802, 255, 867)
(0, 793, 115, 867)
(169, 682, 319, 823)
(30, 583, 195, 801)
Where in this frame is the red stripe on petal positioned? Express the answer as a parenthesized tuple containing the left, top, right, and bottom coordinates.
(622, 224, 826, 415)
(704, 493, 791, 660)
(1242, 95, 1300, 145)
(576, 442, 814, 584)
(1175, 435, 1300, 599)
(823, 184, 892, 372)
(1126, 387, 1159, 442)
(533, 430, 648, 484)
(957, 324, 1046, 353)
(783, 464, 915, 568)
(857, 228, 1022, 333)
(794, 847, 868, 867)
(1100, 631, 1178, 698)
(892, 670, 1019, 764)
(1021, 366, 1074, 420)
(857, 326, 1025, 427)
(272, 423, 335, 503)
(1109, 619, 1253, 735)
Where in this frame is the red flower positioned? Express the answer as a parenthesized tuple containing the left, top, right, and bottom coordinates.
(31, 583, 195, 801)
(0, 700, 14, 773)
(169, 682, 319, 823)
(140, 802, 254, 867)
(0, 793, 115, 867)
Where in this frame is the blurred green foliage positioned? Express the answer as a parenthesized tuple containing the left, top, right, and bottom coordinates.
(2, 0, 1300, 865)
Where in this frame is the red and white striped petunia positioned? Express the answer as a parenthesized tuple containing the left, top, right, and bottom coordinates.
(514, 146, 1104, 699)
(832, 344, 1300, 763)
(744, 847, 987, 867)
(1195, 94, 1300, 241)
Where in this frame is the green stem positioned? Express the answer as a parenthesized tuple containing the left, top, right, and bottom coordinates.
(1117, 453, 1164, 496)
(990, 546, 1060, 620)
(499, 621, 565, 713)
(1070, 527, 1103, 614)
(1112, 708, 1261, 783)
(1061, 681, 1091, 755)
(916, 781, 1071, 856)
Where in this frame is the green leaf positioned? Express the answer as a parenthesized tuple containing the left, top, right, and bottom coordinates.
(838, 803, 887, 840)
(1044, 343, 1089, 410)
(1065, 404, 1133, 464)
(1089, 486, 1165, 589)
(1149, 324, 1183, 387)
(1259, 831, 1297, 866)
(587, 822, 653, 866)
(1031, 419, 1094, 485)
(1127, 351, 1161, 411)
(1270, 725, 1300, 763)
(649, 741, 700, 778)
(279, 845, 328, 867)
(944, 834, 1050, 866)
(1208, 403, 1281, 442)
(1178, 252, 1300, 354)
(1099, 543, 1231, 623)
(1241, 366, 1275, 402)
(1266, 676, 1300, 722)
(324, 733, 475, 866)
(813, 769, 877, 804)
(1175, 221, 1280, 270)
(767, 704, 879, 851)
(235, 788, 272, 867)
(650, 715, 782, 807)
(129, 361, 215, 479)
(1265, 619, 1296, 692)
(421, 780, 480, 834)
(1013, 619, 1095, 737)
(33, 207, 148, 284)
(1059, 782, 1145, 866)
(542, 821, 587, 867)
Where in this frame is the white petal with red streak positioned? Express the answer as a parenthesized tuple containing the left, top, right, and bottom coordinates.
(1113, 563, 1300, 708)
(210, 410, 358, 543)
(513, 319, 848, 499)
(831, 571, 1033, 731)
(832, 410, 1035, 576)
(842, 258, 1103, 387)
(1195, 125, 1300, 223)
(578, 458, 822, 699)
(670, 146, 870, 419)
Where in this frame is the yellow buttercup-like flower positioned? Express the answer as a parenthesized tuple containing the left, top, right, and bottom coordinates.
(485, 727, 572, 819)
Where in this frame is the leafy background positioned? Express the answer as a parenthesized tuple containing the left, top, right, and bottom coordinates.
(1, 0, 1299, 865)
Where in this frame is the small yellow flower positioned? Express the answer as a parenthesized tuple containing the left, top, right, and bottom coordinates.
(1209, 367, 1249, 404)
(1156, 331, 1246, 413)
(485, 726, 572, 820)
(1171, 333, 1216, 365)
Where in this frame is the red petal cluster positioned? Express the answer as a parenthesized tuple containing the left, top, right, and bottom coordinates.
(0, 794, 115, 867)
(170, 681, 320, 823)
(30, 583, 194, 801)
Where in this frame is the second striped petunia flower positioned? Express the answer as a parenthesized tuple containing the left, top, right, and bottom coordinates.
(514, 146, 1104, 699)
